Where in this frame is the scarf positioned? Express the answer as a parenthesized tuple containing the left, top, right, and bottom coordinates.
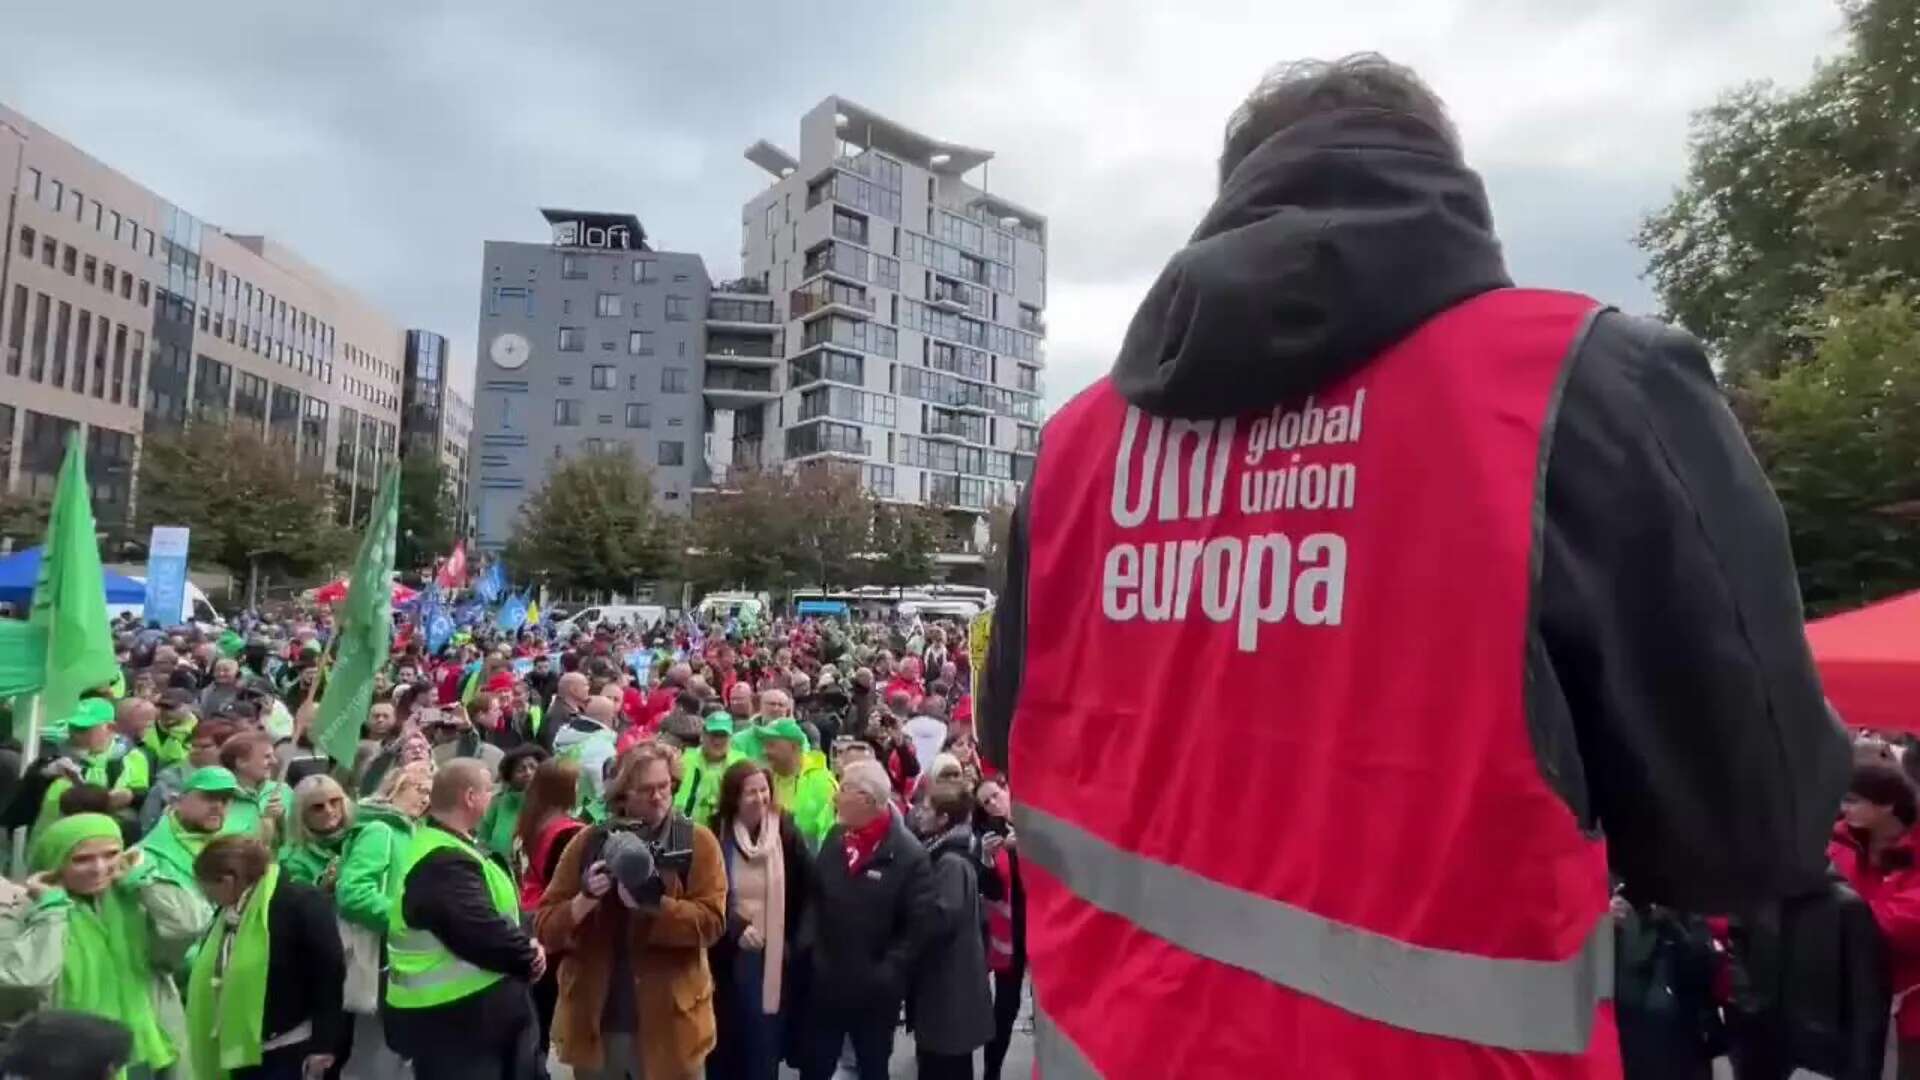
(731, 816, 787, 1013)
(37, 815, 174, 1072)
(187, 864, 279, 1079)
(844, 814, 890, 876)
(139, 812, 216, 889)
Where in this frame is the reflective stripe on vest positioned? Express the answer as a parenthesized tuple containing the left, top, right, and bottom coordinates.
(1016, 801, 1613, 1055)
(386, 825, 522, 1009)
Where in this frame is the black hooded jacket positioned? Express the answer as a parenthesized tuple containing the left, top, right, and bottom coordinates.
(980, 108, 1848, 914)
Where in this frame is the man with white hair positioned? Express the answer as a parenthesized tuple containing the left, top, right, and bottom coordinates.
(797, 759, 933, 1080)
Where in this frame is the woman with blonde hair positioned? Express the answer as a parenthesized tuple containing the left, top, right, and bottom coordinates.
(280, 774, 356, 887)
(336, 760, 431, 1080)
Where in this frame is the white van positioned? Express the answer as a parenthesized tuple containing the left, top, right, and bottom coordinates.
(696, 591, 770, 623)
(557, 604, 669, 634)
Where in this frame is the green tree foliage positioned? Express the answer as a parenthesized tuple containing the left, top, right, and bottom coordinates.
(694, 465, 872, 592)
(869, 503, 942, 592)
(504, 447, 677, 594)
(1638, 0, 1920, 379)
(1742, 288, 1920, 614)
(0, 494, 51, 550)
(396, 451, 457, 573)
(137, 423, 353, 582)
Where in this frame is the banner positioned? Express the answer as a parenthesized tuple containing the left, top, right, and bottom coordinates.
(144, 526, 191, 627)
(969, 610, 992, 706)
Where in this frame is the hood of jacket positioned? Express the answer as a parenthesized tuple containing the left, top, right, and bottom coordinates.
(1110, 108, 1511, 419)
(354, 799, 418, 835)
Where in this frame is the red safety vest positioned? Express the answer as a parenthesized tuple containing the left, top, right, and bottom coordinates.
(1012, 288, 1619, 1078)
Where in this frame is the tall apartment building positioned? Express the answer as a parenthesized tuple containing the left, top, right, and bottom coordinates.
(471, 210, 715, 553)
(731, 96, 1047, 556)
(0, 103, 409, 536)
(402, 329, 475, 537)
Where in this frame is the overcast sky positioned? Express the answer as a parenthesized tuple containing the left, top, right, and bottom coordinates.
(0, 0, 1845, 410)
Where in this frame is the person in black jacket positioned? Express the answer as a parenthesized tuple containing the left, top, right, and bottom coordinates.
(979, 52, 1847, 922)
(194, 834, 346, 1080)
(381, 759, 545, 1080)
(797, 759, 933, 1080)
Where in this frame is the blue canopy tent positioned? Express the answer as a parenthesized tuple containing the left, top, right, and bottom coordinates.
(0, 546, 148, 607)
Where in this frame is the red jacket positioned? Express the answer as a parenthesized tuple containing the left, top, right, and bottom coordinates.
(1830, 824, 1920, 1036)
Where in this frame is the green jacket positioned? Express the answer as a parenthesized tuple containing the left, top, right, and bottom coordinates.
(676, 747, 746, 827)
(336, 802, 414, 932)
(142, 722, 195, 770)
(0, 860, 210, 1074)
(222, 780, 292, 845)
(477, 789, 524, 862)
(279, 830, 346, 888)
(136, 812, 218, 895)
(770, 751, 839, 853)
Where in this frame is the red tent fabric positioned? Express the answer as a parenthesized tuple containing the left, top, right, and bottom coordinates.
(309, 578, 418, 607)
(1808, 589, 1920, 734)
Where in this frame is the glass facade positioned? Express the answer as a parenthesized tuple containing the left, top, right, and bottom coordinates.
(789, 348, 864, 389)
(802, 314, 895, 358)
(785, 420, 866, 458)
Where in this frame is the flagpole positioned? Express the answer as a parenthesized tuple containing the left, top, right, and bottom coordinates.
(11, 695, 41, 878)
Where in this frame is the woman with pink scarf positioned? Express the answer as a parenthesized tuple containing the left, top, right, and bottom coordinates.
(707, 761, 812, 1080)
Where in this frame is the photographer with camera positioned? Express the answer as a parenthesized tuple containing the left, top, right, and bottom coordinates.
(535, 742, 725, 1080)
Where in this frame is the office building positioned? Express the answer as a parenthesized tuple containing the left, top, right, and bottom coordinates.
(471, 210, 713, 553)
(732, 96, 1048, 556)
(402, 329, 475, 536)
(0, 102, 409, 536)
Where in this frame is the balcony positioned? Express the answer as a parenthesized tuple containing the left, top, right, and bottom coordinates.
(790, 282, 876, 321)
(707, 298, 779, 330)
(733, 437, 765, 470)
(930, 279, 975, 312)
(803, 241, 868, 284)
(1019, 310, 1047, 335)
(712, 276, 769, 296)
(926, 410, 988, 444)
(832, 214, 869, 247)
(706, 334, 781, 367)
(703, 368, 779, 408)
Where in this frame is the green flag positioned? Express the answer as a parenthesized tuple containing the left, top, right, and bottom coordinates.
(313, 465, 400, 765)
(27, 434, 119, 736)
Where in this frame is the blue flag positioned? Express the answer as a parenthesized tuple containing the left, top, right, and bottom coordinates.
(475, 562, 507, 605)
(424, 586, 456, 655)
(496, 589, 530, 632)
(453, 597, 486, 627)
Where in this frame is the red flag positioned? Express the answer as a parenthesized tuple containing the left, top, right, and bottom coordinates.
(436, 540, 468, 589)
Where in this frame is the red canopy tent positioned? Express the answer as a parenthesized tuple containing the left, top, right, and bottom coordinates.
(1807, 589, 1920, 734)
(308, 578, 418, 607)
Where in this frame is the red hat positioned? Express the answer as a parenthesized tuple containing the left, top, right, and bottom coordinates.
(485, 672, 517, 694)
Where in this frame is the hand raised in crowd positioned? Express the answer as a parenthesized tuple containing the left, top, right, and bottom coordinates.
(264, 789, 287, 822)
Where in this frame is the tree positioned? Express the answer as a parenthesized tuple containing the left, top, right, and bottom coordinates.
(692, 465, 872, 593)
(1740, 287, 1920, 615)
(868, 503, 942, 592)
(504, 447, 677, 595)
(1637, 0, 1920, 380)
(396, 451, 457, 573)
(0, 494, 51, 550)
(137, 423, 354, 593)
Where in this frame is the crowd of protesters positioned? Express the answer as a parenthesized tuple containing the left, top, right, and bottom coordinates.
(0, 605, 1023, 1080)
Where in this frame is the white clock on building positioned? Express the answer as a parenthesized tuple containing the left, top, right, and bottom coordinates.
(489, 332, 530, 369)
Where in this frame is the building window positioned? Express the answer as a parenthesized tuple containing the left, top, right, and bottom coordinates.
(40, 237, 55, 268)
(15, 226, 31, 258)
(61, 246, 76, 276)
(89, 200, 101, 230)
(591, 364, 616, 390)
(4, 285, 25, 376)
(558, 327, 584, 352)
(488, 286, 533, 317)
(632, 259, 657, 284)
(119, 272, 131, 300)
(25, 169, 40, 201)
(661, 367, 688, 393)
(658, 440, 684, 466)
(81, 255, 96, 285)
(561, 255, 587, 280)
(665, 296, 690, 321)
(595, 293, 622, 317)
(553, 399, 582, 426)
(625, 403, 650, 428)
(864, 464, 895, 499)
(627, 330, 653, 356)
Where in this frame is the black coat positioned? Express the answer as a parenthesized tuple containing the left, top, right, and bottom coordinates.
(982, 107, 1848, 917)
(906, 827, 994, 1056)
(804, 817, 933, 1015)
(262, 880, 347, 1054)
(380, 819, 539, 1060)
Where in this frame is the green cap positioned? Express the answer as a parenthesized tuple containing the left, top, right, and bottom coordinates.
(65, 698, 117, 732)
(762, 717, 808, 744)
(182, 766, 241, 796)
(702, 711, 735, 735)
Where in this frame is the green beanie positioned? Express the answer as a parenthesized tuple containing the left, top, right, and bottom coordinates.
(30, 812, 123, 873)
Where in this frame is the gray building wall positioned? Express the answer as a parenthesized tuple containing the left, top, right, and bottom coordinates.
(471, 237, 709, 553)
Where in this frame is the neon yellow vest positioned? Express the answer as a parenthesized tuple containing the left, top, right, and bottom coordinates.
(385, 823, 520, 1009)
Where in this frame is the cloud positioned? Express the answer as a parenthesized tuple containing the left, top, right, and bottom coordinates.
(0, 0, 1847, 416)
